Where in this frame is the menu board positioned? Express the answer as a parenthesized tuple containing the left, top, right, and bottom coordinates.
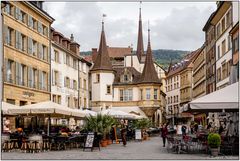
(84, 132, 94, 151)
(135, 129, 142, 140)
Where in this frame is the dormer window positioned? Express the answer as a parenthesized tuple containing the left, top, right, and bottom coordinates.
(124, 74, 128, 82)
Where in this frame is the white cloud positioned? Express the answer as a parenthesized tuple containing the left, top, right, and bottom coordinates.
(43, 2, 216, 51)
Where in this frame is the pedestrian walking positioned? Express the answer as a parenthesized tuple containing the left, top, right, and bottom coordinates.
(120, 121, 127, 147)
(161, 124, 168, 147)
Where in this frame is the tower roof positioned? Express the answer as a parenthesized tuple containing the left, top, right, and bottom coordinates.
(139, 25, 160, 84)
(91, 19, 113, 72)
(136, 3, 144, 62)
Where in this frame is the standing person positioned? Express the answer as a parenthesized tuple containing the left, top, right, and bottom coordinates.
(120, 120, 127, 147)
(181, 124, 187, 136)
(218, 123, 224, 135)
(161, 124, 168, 147)
(226, 120, 235, 141)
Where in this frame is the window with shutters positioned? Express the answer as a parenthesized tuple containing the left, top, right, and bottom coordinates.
(4, 3, 10, 15)
(38, 43, 43, 59)
(6, 59, 13, 83)
(38, 71, 42, 90)
(15, 31, 21, 50)
(33, 18, 37, 30)
(226, 10, 232, 28)
(21, 34, 26, 52)
(42, 71, 47, 90)
(5, 27, 13, 46)
(28, 38, 33, 55)
(15, 7, 22, 21)
(28, 15, 34, 28)
(28, 67, 34, 88)
(222, 40, 226, 56)
(43, 25, 49, 37)
(140, 89, 143, 100)
(38, 22, 43, 34)
(19, 64, 26, 86)
(221, 17, 225, 33)
(43, 45, 48, 61)
(32, 68, 36, 88)
(58, 95, 61, 104)
(33, 40, 37, 56)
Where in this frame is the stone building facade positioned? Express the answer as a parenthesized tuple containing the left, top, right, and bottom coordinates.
(3, 1, 54, 105)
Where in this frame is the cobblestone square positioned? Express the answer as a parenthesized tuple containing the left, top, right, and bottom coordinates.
(2, 136, 239, 160)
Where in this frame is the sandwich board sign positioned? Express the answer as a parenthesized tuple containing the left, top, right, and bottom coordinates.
(135, 129, 142, 141)
(83, 132, 94, 151)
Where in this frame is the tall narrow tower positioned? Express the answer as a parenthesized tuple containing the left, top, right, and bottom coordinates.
(90, 15, 115, 111)
(136, 2, 144, 62)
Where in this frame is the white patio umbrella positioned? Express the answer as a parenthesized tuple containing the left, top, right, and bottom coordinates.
(82, 109, 97, 117)
(12, 101, 72, 116)
(69, 108, 86, 118)
(1, 102, 24, 115)
(100, 109, 135, 119)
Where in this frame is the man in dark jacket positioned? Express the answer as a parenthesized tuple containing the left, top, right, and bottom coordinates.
(161, 124, 168, 147)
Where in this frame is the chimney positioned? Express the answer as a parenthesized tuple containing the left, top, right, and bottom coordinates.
(92, 48, 98, 63)
(70, 42, 80, 55)
(70, 34, 74, 41)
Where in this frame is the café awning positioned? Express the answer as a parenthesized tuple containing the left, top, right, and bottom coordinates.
(185, 82, 239, 112)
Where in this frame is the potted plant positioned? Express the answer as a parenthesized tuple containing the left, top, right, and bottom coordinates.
(133, 118, 151, 140)
(105, 116, 116, 145)
(207, 133, 221, 157)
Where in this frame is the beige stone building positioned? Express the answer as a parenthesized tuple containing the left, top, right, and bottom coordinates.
(3, 1, 54, 105)
(2, 1, 54, 130)
(192, 46, 206, 99)
(179, 50, 200, 106)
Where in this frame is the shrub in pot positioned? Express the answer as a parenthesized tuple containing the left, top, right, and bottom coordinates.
(207, 133, 221, 157)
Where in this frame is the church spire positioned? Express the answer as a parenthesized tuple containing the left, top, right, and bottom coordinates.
(136, 1, 144, 62)
(91, 14, 113, 72)
(139, 22, 160, 84)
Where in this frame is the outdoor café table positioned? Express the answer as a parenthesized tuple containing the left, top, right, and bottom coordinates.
(173, 135, 191, 154)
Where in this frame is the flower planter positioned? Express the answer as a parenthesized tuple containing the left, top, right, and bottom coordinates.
(210, 148, 219, 157)
(107, 139, 112, 145)
(101, 140, 108, 147)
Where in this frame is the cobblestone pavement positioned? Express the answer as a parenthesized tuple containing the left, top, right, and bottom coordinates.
(2, 136, 239, 160)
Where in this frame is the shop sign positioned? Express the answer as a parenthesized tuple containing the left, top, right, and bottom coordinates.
(22, 91, 35, 98)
